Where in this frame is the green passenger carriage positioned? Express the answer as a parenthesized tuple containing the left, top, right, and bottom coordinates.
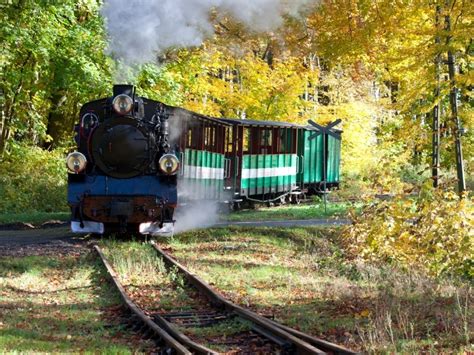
(178, 115, 342, 208)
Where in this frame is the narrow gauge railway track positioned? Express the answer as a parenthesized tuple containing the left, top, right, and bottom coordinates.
(94, 244, 357, 354)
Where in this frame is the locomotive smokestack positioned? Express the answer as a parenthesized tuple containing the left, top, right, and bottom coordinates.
(113, 84, 135, 98)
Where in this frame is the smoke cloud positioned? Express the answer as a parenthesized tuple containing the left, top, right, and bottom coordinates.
(102, 0, 309, 64)
(173, 201, 221, 233)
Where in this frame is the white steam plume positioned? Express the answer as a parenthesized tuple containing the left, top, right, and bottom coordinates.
(102, 0, 309, 64)
(173, 201, 221, 233)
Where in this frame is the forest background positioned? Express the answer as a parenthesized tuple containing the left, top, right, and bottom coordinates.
(0, 0, 472, 277)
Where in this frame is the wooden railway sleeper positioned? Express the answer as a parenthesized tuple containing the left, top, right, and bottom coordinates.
(251, 324, 294, 353)
(94, 245, 201, 355)
(151, 243, 335, 355)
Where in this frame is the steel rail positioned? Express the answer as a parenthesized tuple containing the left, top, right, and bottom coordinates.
(93, 245, 217, 355)
(266, 319, 357, 354)
(151, 243, 358, 355)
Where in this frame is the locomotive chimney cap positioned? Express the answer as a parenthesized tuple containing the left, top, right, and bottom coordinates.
(113, 84, 135, 98)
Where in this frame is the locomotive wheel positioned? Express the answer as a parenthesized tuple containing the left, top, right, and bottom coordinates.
(275, 196, 286, 206)
(291, 194, 301, 205)
(231, 202, 241, 211)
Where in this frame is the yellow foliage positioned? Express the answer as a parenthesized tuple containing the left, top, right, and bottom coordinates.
(151, 47, 319, 124)
(0, 143, 68, 213)
(344, 188, 474, 278)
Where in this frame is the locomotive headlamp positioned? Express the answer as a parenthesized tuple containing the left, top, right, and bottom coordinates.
(158, 154, 179, 175)
(112, 94, 133, 115)
(66, 152, 87, 174)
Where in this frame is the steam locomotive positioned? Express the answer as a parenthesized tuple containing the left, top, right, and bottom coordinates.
(67, 85, 341, 235)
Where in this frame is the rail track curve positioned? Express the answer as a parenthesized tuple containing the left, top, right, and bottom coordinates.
(94, 243, 357, 354)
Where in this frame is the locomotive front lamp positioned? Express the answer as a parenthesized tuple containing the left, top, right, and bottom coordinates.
(159, 154, 179, 175)
(66, 152, 87, 174)
(112, 94, 133, 115)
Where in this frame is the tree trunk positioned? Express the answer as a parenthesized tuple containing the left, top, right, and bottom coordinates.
(44, 93, 67, 149)
(445, 3, 466, 195)
(432, 3, 441, 188)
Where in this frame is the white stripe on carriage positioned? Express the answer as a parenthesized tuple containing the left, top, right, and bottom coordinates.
(241, 166, 297, 179)
(183, 165, 224, 180)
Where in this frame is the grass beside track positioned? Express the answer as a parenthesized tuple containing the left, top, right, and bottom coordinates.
(0, 253, 153, 352)
(0, 201, 357, 226)
(222, 201, 360, 222)
(161, 226, 472, 353)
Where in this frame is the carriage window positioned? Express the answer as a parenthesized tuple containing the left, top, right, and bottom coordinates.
(188, 125, 200, 149)
(204, 126, 209, 147)
(203, 125, 215, 152)
(226, 127, 233, 153)
(278, 129, 289, 153)
(210, 126, 215, 151)
(192, 124, 204, 150)
(186, 128, 192, 148)
(243, 128, 250, 154)
(216, 126, 222, 153)
(260, 129, 272, 154)
(260, 129, 272, 147)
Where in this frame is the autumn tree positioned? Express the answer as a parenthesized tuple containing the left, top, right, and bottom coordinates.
(0, 0, 112, 153)
(304, 0, 473, 191)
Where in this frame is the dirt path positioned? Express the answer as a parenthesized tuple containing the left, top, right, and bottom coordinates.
(0, 227, 87, 257)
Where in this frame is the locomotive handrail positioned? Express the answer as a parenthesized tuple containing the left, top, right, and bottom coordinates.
(227, 158, 231, 179)
(179, 152, 185, 176)
(296, 155, 300, 174)
(224, 158, 231, 179)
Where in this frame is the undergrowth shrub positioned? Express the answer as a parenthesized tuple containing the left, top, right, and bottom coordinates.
(0, 143, 68, 213)
(344, 187, 473, 278)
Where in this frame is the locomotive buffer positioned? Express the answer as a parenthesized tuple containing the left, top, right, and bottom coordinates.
(308, 119, 342, 213)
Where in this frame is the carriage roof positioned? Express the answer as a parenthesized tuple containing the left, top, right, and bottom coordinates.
(219, 118, 302, 128)
(219, 118, 342, 133)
